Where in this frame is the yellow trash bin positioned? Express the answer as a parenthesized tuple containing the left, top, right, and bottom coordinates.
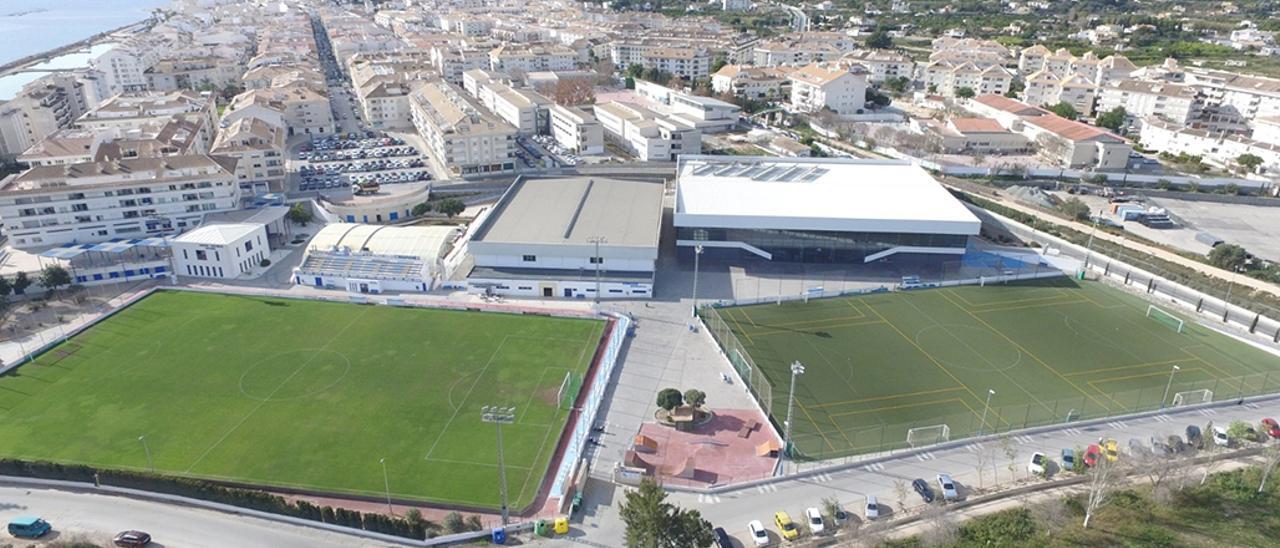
(553, 516, 569, 535)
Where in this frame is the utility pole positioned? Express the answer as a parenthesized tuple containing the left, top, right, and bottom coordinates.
(588, 237, 606, 304)
(783, 361, 805, 472)
(379, 458, 392, 514)
(1223, 265, 1240, 323)
(138, 436, 154, 472)
(978, 389, 996, 435)
(1083, 208, 1101, 270)
(691, 245, 704, 317)
(481, 406, 516, 526)
(1161, 365, 1181, 409)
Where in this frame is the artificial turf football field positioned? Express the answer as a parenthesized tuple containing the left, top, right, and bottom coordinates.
(0, 291, 604, 509)
(712, 276, 1280, 459)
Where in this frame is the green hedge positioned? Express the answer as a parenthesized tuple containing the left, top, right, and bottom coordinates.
(0, 459, 436, 540)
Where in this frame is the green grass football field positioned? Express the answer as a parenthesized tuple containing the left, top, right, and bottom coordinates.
(0, 291, 604, 509)
(712, 277, 1280, 459)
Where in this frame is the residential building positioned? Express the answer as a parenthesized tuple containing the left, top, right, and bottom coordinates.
(489, 44, 577, 73)
(549, 105, 604, 154)
(923, 62, 1014, 98)
(840, 49, 915, 85)
(752, 32, 856, 66)
(77, 90, 216, 142)
(145, 57, 241, 92)
(788, 63, 868, 115)
(640, 46, 712, 80)
(635, 80, 741, 133)
(210, 116, 287, 193)
(593, 101, 700, 161)
(1023, 70, 1097, 116)
(409, 80, 517, 175)
(711, 65, 793, 99)
(224, 85, 334, 136)
(1140, 116, 1280, 176)
(1095, 79, 1203, 125)
(19, 114, 210, 168)
(0, 155, 240, 249)
(968, 94, 1130, 169)
(474, 81, 552, 135)
(0, 85, 77, 160)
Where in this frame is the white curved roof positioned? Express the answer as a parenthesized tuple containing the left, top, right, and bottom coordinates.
(307, 223, 459, 261)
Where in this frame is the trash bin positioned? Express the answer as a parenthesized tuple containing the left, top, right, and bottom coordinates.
(554, 516, 569, 535)
(534, 519, 550, 536)
(570, 493, 583, 514)
(491, 527, 507, 544)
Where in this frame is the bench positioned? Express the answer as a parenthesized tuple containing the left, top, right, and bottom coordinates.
(738, 420, 760, 439)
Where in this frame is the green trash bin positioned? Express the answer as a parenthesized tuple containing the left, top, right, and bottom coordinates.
(534, 519, 550, 536)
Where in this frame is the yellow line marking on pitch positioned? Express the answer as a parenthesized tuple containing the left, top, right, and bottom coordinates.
(809, 386, 967, 409)
(829, 415, 856, 448)
(1064, 358, 1188, 377)
(744, 313, 872, 330)
(968, 299, 1092, 315)
(798, 401, 837, 452)
(938, 289, 1113, 412)
(828, 398, 967, 419)
(749, 319, 888, 338)
(724, 308, 756, 346)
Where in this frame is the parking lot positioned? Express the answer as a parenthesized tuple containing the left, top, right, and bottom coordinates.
(295, 135, 431, 192)
(526, 134, 579, 167)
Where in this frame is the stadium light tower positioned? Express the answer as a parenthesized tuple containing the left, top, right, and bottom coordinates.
(379, 458, 392, 514)
(783, 361, 806, 471)
(481, 406, 516, 526)
(138, 435, 154, 472)
(588, 236, 606, 304)
(978, 389, 996, 436)
(691, 245, 705, 317)
(1161, 365, 1181, 409)
(1083, 207, 1101, 269)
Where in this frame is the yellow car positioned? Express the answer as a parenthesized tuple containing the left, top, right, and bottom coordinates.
(774, 511, 799, 541)
(1102, 438, 1120, 462)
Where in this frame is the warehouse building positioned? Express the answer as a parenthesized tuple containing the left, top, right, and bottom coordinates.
(467, 176, 663, 299)
(294, 223, 460, 293)
(674, 156, 981, 263)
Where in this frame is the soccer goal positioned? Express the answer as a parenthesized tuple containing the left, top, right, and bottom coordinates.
(906, 424, 951, 448)
(557, 371, 583, 410)
(1171, 389, 1213, 407)
(1146, 305, 1185, 333)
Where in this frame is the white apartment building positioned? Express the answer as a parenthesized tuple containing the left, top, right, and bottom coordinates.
(752, 32, 858, 67)
(593, 102, 700, 161)
(224, 85, 334, 137)
(635, 80, 741, 133)
(92, 44, 160, 95)
(1095, 79, 1203, 125)
(145, 57, 241, 92)
(432, 46, 490, 85)
(968, 94, 1130, 170)
(840, 49, 915, 85)
(474, 81, 551, 135)
(354, 73, 427, 130)
(924, 62, 1015, 98)
(210, 116, 286, 193)
(1182, 69, 1280, 127)
(711, 65, 793, 99)
(409, 80, 517, 175)
(0, 155, 240, 249)
(642, 47, 712, 81)
(1023, 70, 1097, 116)
(1140, 116, 1280, 176)
(0, 85, 77, 160)
(788, 63, 867, 115)
(489, 44, 577, 73)
(549, 105, 604, 154)
(78, 91, 216, 140)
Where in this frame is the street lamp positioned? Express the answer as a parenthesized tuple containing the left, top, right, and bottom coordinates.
(691, 245, 704, 317)
(379, 458, 392, 514)
(138, 435, 154, 472)
(1161, 365, 1181, 409)
(587, 236, 606, 305)
(978, 389, 996, 436)
(1083, 208, 1101, 270)
(1223, 265, 1241, 323)
(481, 406, 516, 526)
(783, 361, 805, 471)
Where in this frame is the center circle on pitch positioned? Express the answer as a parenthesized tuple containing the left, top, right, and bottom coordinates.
(914, 324, 1022, 373)
(239, 349, 352, 401)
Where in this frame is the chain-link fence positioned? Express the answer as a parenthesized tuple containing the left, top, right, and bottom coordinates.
(700, 306, 773, 418)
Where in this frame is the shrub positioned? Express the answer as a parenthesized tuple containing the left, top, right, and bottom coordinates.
(259, 258, 272, 268)
(958, 507, 1038, 545)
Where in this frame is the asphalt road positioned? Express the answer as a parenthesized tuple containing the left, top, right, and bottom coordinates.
(0, 484, 390, 547)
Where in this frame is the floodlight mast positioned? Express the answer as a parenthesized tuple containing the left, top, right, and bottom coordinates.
(481, 406, 517, 525)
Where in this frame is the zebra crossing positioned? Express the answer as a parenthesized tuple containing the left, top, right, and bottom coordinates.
(755, 483, 779, 494)
(1152, 414, 1172, 423)
(1106, 420, 1128, 429)
(808, 472, 835, 483)
(1198, 408, 1218, 416)
(1013, 434, 1035, 444)
(916, 451, 936, 461)
(697, 493, 723, 504)
(861, 462, 886, 473)
(1062, 427, 1083, 436)
(1246, 402, 1261, 410)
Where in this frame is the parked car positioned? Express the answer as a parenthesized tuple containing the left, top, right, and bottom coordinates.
(1028, 452, 1048, 475)
(865, 495, 880, 520)
(1186, 425, 1203, 449)
(804, 507, 824, 535)
(774, 511, 799, 540)
(1263, 418, 1280, 439)
(748, 520, 769, 546)
(7, 517, 50, 539)
(936, 473, 958, 501)
(1151, 437, 1172, 456)
(1061, 448, 1076, 470)
(912, 478, 935, 503)
(1167, 435, 1188, 454)
(1213, 426, 1231, 447)
(713, 526, 733, 548)
(1102, 439, 1120, 462)
(1128, 438, 1150, 458)
(1084, 444, 1102, 468)
(112, 531, 152, 547)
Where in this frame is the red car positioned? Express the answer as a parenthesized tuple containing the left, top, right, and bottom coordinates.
(112, 531, 151, 547)
(1083, 444, 1102, 468)
(1263, 418, 1280, 439)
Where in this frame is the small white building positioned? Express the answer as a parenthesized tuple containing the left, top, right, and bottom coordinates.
(467, 176, 664, 299)
(549, 105, 605, 154)
(172, 223, 272, 279)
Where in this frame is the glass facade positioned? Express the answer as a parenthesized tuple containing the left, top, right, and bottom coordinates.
(677, 226, 968, 263)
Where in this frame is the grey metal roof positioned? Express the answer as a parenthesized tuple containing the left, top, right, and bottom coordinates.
(473, 177, 663, 248)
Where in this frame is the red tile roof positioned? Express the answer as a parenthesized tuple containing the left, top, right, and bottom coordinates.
(950, 117, 1006, 133)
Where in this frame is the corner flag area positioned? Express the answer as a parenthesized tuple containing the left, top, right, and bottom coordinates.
(709, 277, 1280, 459)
